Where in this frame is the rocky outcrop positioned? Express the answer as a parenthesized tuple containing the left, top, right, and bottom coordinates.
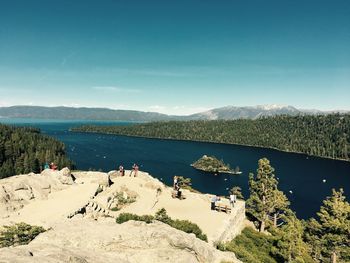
(57, 167, 75, 185)
(98, 172, 112, 188)
(0, 169, 75, 217)
(0, 169, 245, 262)
(107, 170, 119, 178)
(0, 219, 241, 263)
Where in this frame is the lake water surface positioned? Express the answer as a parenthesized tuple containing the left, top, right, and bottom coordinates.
(2, 119, 350, 219)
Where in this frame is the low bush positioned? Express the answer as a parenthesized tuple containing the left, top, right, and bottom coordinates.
(0, 222, 46, 247)
(155, 208, 207, 241)
(170, 219, 207, 241)
(110, 192, 137, 211)
(116, 213, 154, 224)
(217, 227, 279, 263)
(116, 208, 208, 242)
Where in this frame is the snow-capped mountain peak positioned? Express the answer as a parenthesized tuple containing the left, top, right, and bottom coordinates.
(255, 104, 290, 110)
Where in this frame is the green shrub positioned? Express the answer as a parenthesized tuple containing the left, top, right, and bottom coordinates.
(155, 208, 207, 241)
(0, 222, 46, 247)
(170, 219, 208, 242)
(155, 208, 172, 224)
(218, 227, 279, 263)
(110, 192, 137, 211)
(116, 213, 154, 224)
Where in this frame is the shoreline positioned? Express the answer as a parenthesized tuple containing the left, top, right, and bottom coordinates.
(190, 164, 241, 175)
(71, 129, 350, 163)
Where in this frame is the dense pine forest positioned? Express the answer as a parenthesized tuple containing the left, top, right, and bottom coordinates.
(73, 114, 350, 161)
(0, 124, 74, 178)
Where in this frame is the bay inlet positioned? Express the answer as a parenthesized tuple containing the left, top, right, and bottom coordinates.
(2, 119, 350, 219)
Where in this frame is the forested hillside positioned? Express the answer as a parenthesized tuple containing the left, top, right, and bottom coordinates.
(73, 114, 350, 161)
(0, 124, 74, 178)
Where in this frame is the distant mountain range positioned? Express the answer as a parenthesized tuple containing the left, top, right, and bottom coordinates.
(0, 105, 348, 122)
(0, 106, 175, 122)
(188, 105, 301, 120)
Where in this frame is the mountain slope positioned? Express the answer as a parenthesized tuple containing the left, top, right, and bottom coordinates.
(0, 106, 177, 121)
(187, 105, 301, 120)
(0, 105, 346, 121)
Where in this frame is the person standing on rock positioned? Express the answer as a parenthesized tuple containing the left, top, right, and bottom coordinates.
(119, 165, 125, 176)
(130, 163, 139, 177)
(173, 176, 178, 189)
(134, 164, 139, 177)
(211, 195, 217, 210)
(230, 194, 235, 208)
(50, 162, 57, 171)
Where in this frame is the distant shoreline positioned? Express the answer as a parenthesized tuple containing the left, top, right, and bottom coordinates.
(71, 129, 350, 163)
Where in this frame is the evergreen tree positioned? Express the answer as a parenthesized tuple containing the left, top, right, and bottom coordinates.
(229, 186, 244, 200)
(304, 189, 350, 263)
(273, 210, 313, 263)
(270, 189, 290, 227)
(73, 114, 350, 161)
(246, 158, 289, 232)
(0, 124, 74, 178)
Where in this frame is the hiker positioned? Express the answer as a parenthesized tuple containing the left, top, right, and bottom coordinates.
(50, 162, 57, 171)
(211, 195, 218, 210)
(130, 163, 139, 177)
(173, 176, 178, 189)
(44, 162, 50, 170)
(119, 165, 125, 176)
(230, 194, 236, 207)
(177, 187, 182, 199)
(134, 164, 139, 176)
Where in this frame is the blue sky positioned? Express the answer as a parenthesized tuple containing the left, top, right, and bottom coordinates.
(0, 0, 349, 115)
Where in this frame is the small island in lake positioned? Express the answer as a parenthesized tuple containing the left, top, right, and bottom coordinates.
(191, 155, 242, 174)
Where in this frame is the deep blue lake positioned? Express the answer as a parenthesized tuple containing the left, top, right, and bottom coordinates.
(2, 118, 350, 219)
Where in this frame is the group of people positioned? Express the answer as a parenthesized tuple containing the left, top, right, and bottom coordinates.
(118, 163, 139, 177)
(210, 193, 237, 210)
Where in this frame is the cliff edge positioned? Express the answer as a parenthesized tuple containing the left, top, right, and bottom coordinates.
(0, 168, 245, 263)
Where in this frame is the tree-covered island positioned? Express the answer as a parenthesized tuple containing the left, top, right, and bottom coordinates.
(191, 155, 239, 174)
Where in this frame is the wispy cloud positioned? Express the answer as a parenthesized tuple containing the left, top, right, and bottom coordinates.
(91, 86, 141, 93)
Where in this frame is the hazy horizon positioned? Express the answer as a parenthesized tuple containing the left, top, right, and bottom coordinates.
(1, 103, 349, 117)
(1, 1, 349, 115)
